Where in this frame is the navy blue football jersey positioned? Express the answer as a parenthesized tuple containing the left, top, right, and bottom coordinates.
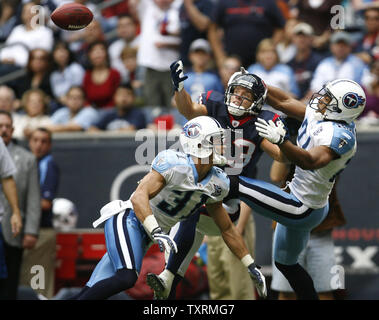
(200, 90, 282, 178)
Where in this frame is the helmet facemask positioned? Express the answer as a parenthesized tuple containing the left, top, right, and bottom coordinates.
(309, 87, 341, 121)
(205, 131, 227, 165)
(225, 84, 263, 117)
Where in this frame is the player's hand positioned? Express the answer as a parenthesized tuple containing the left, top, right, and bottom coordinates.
(247, 263, 267, 299)
(256, 118, 287, 145)
(170, 60, 188, 92)
(151, 227, 178, 254)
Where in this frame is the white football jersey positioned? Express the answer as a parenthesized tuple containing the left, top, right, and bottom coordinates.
(289, 106, 357, 209)
(150, 149, 229, 231)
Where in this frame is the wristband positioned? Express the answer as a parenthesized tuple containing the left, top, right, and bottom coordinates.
(143, 215, 160, 234)
(241, 254, 255, 268)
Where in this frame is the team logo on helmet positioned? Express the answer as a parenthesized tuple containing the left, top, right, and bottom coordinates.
(342, 92, 365, 109)
(183, 123, 201, 138)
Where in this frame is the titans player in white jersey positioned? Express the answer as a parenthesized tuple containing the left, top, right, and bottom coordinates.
(71, 116, 265, 300)
(237, 78, 365, 299)
(148, 78, 365, 300)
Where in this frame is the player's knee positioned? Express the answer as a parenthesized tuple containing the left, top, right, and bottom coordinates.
(115, 269, 138, 290)
(275, 261, 297, 276)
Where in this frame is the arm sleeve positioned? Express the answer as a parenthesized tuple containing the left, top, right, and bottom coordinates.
(24, 157, 41, 236)
(0, 140, 16, 178)
(151, 150, 178, 184)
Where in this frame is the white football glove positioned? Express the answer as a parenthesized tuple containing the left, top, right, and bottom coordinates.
(151, 227, 178, 255)
(255, 118, 287, 145)
(247, 263, 267, 299)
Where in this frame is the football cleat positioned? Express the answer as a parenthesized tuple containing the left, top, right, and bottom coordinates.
(146, 273, 170, 300)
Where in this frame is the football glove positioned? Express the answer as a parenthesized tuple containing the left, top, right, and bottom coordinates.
(247, 263, 267, 299)
(170, 60, 188, 92)
(151, 227, 178, 255)
(255, 118, 287, 145)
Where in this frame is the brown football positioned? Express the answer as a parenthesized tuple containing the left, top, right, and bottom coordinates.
(51, 3, 93, 31)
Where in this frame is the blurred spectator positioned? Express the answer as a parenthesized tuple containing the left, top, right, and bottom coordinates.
(50, 41, 85, 106)
(218, 55, 242, 89)
(0, 0, 19, 43)
(108, 14, 140, 78)
(101, 0, 129, 23)
(173, 39, 223, 126)
(354, 6, 379, 64)
(72, 19, 106, 69)
(8, 48, 53, 100)
(0, 2, 53, 68)
(0, 85, 17, 113)
(48, 86, 99, 132)
(130, 0, 181, 109)
(0, 110, 41, 300)
(359, 59, 379, 124)
(184, 39, 223, 100)
(207, 0, 285, 69)
(13, 89, 53, 140)
(288, 22, 325, 101)
(88, 83, 146, 132)
(119, 46, 145, 100)
(82, 41, 121, 109)
(247, 38, 300, 115)
(292, 0, 341, 51)
(20, 127, 59, 299)
(276, 18, 298, 64)
(179, 0, 213, 68)
(310, 31, 369, 92)
(0, 135, 22, 298)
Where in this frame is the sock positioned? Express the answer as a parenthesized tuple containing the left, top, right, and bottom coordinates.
(160, 269, 175, 287)
(167, 274, 184, 300)
(275, 261, 319, 300)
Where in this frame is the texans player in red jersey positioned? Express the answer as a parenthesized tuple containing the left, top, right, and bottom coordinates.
(146, 60, 288, 299)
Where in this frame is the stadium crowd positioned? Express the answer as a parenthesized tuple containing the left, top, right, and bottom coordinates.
(0, 0, 378, 300)
(0, 0, 378, 136)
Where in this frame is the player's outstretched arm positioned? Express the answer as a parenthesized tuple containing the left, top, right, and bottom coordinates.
(131, 170, 166, 223)
(279, 142, 338, 170)
(256, 119, 337, 170)
(206, 201, 267, 298)
(266, 85, 306, 121)
(130, 170, 177, 254)
(170, 60, 208, 120)
(206, 201, 249, 259)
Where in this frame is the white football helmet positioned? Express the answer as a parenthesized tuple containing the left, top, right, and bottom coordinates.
(52, 198, 78, 231)
(180, 116, 226, 165)
(310, 79, 366, 123)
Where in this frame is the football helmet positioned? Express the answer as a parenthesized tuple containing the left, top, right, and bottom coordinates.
(225, 68, 267, 117)
(52, 198, 78, 231)
(180, 116, 226, 165)
(309, 79, 366, 123)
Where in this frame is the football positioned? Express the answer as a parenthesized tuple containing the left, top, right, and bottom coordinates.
(51, 3, 93, 31)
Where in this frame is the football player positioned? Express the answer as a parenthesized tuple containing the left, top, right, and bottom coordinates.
(146, 60, 287, 300)
(148, 69, 365, 300)
(72, 116, 265, 300)
(237, 79, 366, 299)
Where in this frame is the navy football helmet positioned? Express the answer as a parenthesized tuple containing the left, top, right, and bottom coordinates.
(225, 68, 267, 117)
